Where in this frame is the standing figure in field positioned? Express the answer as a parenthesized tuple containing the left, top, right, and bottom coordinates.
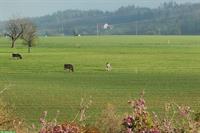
(12, 53, 22, 59)
(64, 64, 74, 72)
(106, 62, 112, 71)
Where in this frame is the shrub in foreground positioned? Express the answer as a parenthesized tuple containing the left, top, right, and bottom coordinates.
(0, 86, 28, 132)
(121, 91, 200, 133)
(1, 90, 199, 133)
(37, 91, 199, 133)
(95, 104, 122, 133)
(0, 98, 28, 132)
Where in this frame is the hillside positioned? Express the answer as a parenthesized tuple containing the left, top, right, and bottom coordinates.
(1, 2, 200, 35)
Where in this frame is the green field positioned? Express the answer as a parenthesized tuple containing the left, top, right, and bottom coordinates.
(0, 36, 200, 124)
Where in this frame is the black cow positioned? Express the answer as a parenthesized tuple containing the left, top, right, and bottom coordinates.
(64, 64, 74, 72)
(12, 53, 22, 59)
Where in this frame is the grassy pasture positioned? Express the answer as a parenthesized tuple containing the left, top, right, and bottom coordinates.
(0, 35, 200, 124)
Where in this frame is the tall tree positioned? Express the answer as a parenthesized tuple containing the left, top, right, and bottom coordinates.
(21, 20, 37, 53)
(5, 19, 24, 48)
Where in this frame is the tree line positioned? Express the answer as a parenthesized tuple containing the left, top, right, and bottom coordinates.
(1, 2, 200, 36)
(29, 2, 200, 35)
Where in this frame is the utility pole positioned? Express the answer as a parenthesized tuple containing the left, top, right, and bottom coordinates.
(158, 28, 161, 35)
(61, 12, 64, 34)
(135, 21, 138, 35)
(96, 24, 99, 36)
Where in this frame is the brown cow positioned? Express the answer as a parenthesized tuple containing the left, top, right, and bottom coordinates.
(64, 64, 74, 72)
(12, 53, 22, 59)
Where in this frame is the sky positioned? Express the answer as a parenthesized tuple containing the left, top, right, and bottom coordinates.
(0, 0, 200, 21)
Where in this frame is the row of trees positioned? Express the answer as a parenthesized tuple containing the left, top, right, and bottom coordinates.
(5, 18, 37, 53)
(29, 2, 200, 35)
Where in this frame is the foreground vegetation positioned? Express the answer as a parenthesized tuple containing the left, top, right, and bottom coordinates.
(1, 91, 199, 133)
(38, 91, 199, 133)
(0, 35, 200, 126)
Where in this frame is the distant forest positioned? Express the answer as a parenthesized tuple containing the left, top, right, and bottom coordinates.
(1, 2, 200, 36)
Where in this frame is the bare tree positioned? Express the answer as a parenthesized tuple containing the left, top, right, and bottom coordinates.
(21, 20, 37, 53)
(5, 19, 24, 48)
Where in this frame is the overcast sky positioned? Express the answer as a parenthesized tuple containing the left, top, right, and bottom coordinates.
(0, 0, 200, 21)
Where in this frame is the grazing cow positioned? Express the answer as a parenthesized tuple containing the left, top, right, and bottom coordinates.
(106, 62, 112, 71)
(64, 64, 74, 72)
(12, 53, 22, 59)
